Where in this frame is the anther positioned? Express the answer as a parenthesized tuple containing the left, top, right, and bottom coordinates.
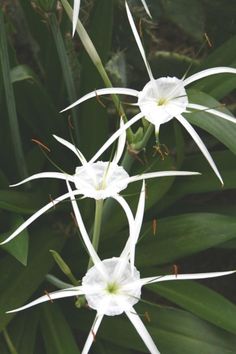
(44, 290, 53, 303)
(95, 90, 106, 108)
(31, 138, 51, 152)
(204, 33, 212, 48)
(152, 219, 157, 235)
(172, 264, 179, 278)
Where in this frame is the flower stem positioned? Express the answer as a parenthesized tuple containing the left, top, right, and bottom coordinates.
(49, 13, 80, 145)
(131, 123, 154, 151)
(3, 329, 18, 354)
(88, 199, 104, 269)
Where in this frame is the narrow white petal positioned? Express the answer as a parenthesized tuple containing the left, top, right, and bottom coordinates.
(125, 2, 154, 81)
(126, 308, 160, 354)
(130, 181, 145, 270)
(66, 181, 107, 278)
(10, 172, 74, 187)
(89, 112, 144, 164)
(81, 314, 104, 354)
(112, 118, 126, 165)
(113, 195, 135, 238)
(141, 270, 236, 286)
(176, 114, 223, 185)
(53, 134, 87, 164)
(72, 0, 81, 37)
(140, 0, 152, 18)
(127, 170, 200, 184)
(60, 87, 139, 112)
(184, 67, 236, 87)
(187, 103, 236, 124)
(7, 287, 83, 313)
(0, 190, 82, 245)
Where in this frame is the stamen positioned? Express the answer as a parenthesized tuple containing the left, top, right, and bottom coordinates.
(152, 219, 157, 235)
(95, 90, 106, 108)
(44, 290, 53, 303)
(204, 32, 212, 48)
(91, 330, 96, 342)
(68, 115, 74, 129)
(144, 311, 151, 323)
(49, 194, 56, 210)
(172, 264, 179, 278)
(31, 138, 51, 152)
(152, 143, 169, 160)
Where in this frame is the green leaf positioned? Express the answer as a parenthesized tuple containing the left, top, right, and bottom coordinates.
(10, 65, 38, 84)
(136, 213, 236, 267)
(8, 310, 39, 354)
(0, 215, 29, 265)
(148, 281, 236, 334)
(185, 89, 236, 155)
(40, 303, 80, 354)
(0, 226, 65, 331)
(72, 305, 236, 353)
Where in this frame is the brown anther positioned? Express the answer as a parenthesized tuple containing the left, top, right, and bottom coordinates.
(49, 194, 56, 210)
(31, 138, 51, 152)
(144, 311, 151, 323)
(204, 33, 212, 48)
(44, 290, 53, 303)
(152, 144, 169, 160)
(91, 330, 96, 342)
(138, 18, 143, 39)
(172, 264, 179, 278)
(152, 219, 157, 235)
(70, 212, 78, 227)
(95, 90, 106, 108)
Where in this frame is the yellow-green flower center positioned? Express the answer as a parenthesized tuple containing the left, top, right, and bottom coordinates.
(105, 282, 119, 294)
(157, 97, 168, 106)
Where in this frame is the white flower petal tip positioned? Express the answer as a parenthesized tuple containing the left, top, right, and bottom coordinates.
(140, 0, 152, 18)
(184, 66, 236, 87)
(72, 0, 81, 37)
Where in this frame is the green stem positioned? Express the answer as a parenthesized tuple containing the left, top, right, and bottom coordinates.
(131, 123, 154, 151)
(3, 329, 18, 354)
(60, 0, 133, 141)
(45, 274, 72, 289)
(0, 9, 29, 184)
(49, 13, 80, 145)
(88, 199, 104, 269)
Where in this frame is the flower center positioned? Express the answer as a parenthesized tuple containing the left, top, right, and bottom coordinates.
(105, 282, 120, 294)
(157, 97, 168, 106)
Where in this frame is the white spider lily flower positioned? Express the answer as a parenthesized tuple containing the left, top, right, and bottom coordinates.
(63, 1, 236, 185)
(72, 0, 151, 37)
(0, 121, 199, 245)
(7, 182, 236, 354)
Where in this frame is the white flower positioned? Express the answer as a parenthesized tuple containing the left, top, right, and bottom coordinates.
(63, 1, 236, 185)
(7, 182, 236, 354)
(72, 0, 151, 37)
(0, 121, 199, 245)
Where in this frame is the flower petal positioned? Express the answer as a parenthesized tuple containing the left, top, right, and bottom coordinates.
(125, 2, 154, 81)
(7, 287, 83, 313)
(0, 190, 82, 245)
(176, 114, 223, 185)
(112, 118, 126, 165)
(66, 181, 107, 278)
(89, 112, 144, 164)
(140, 0, 152, 18)
(140, 270, 236, 286)
(126, 308, 161, 354)
(127, 170, 200, 184)
(72, 0, 81, 36)
(10, 172, 74, 187)
(60, 87, 139, 112)
(53, 134, 87, 164)
(113, 194, 135, 238)
(187, 103, 236, 124)
(184, 67, 236, 87)
(81, 314, 104, 354)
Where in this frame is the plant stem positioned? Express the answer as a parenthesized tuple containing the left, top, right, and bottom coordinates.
(0, 9, 29, 185)
(3, 329, 18, 354)
(88, 199, 104, 269)
(45, 274, 72, 289)
(131, 123, 154, 151)
(49, 12, 80, 145)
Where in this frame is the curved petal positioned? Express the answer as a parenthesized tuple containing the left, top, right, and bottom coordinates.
(187, 103, 236, 124)
(66, 181, 107, 278)
(126, 308, 160, 354)
(140, 0, 152, 18)
(0, 190, 82, 245)
(112, 118, 126, 165)
(176, 114, 223, 185)
(53, 134, 87, 164)
(125, 2, 154, 81)
(127, 170, 200, 184)
(7, 287, 83, 313)
(60, 87, 139, 112)
(140, 270, 236, 286)
(10, 172, 74, 187)
(81, 314, 104, 354)
(72, 0, 81, 36)
(113, 195, 135, 239)
(184, 67, 236, 87)
(89, 112, 144, 164)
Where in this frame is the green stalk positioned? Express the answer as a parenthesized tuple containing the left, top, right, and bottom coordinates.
(45, 274, 72, 289)
(131, 123, 154, 151)
(0, 9, 29, 183)
(88, 199, 104, 269)
(3, 329, 18, 354)
(60, 0, 133, 141)
(49, 13, 80, 145)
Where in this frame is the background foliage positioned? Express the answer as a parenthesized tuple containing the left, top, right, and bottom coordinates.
(0, 0, 236, 353)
